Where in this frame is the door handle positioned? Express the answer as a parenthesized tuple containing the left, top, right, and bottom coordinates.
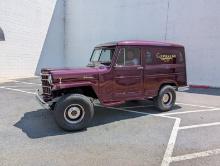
(137, 66, 144, 70)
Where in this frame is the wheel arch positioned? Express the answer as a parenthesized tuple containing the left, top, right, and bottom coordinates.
(157, 81, 178, 94)
(53, 85, 98, 99)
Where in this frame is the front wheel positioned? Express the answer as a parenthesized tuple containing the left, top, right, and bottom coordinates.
(154, 85, 176, 111)
(54, 94, 94, 131)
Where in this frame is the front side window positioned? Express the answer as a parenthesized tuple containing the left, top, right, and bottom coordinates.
(116, 48, 141, 66)
(91, 49, 102, 62)
(90, 48, 115, 66)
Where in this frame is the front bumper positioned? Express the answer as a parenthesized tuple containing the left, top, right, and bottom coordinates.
(35, 89, 50, 110)
(178, 86, 190, 92)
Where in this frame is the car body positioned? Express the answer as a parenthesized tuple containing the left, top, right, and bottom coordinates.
(36, 40, 187, 131)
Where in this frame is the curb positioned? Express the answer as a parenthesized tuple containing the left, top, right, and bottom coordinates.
(189, 85, 219, 89)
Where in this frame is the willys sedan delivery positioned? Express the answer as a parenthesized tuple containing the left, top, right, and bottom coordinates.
(36, 40, 187, 131)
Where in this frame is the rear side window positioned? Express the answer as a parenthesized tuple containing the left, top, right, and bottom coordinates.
(145, 51, 153, 64)
(144, 48, 184, 65)
(155, 52, 176, 64)
(154, 48, 181, 64)
(178, 51, 184, 63)
(116, 47, 141, 66)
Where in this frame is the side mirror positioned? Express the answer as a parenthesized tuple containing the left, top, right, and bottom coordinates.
(113, 65, 124, 69)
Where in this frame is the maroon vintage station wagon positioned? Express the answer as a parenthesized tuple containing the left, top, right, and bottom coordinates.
(36, 40, 187, 131)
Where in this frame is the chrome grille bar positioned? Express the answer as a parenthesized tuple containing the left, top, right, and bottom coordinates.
(41, 73, 51, 95)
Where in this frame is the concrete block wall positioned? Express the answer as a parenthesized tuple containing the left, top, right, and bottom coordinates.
(0, 0, 64, 78)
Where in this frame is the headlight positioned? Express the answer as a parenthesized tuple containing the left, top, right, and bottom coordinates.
(48, 74, 53, 84)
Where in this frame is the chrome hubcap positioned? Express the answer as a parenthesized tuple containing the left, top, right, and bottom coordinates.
(64, 104, 85, 124)
(162, 92, 172, 105)
(67, 107, 81, 119)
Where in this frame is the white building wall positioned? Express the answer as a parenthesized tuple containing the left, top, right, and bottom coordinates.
(0, 0, 220, 87)
(65, 0, 169, 67)
(65, 0, 220, 87)
(35, 0, 65, 75)
(0, 0, 64, 78)
(166, 0, 220, 87)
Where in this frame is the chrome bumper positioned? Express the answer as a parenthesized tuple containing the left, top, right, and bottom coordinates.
(35, 89, 50, 110)
(178, 86, 190, 92)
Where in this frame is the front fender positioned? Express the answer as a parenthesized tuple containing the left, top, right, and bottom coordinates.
(52, 81, 99, 94)
(51, 81, 104, 102)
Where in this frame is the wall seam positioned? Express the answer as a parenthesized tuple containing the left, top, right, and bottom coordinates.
(164, 0, 170, 41)
(63, 0, 67, 67)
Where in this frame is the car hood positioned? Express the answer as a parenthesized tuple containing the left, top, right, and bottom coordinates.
(42, 66, 108, 80)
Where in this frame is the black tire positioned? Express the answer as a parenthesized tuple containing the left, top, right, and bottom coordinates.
(154, 85, 176, 111)
(49, 103, 55, 111)
(54, 94, 94, 131)
(129, 100, 139, 103)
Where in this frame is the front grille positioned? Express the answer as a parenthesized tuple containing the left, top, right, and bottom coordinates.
(41, 73, 51, 95)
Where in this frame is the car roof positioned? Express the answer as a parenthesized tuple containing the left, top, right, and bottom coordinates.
(96, 40, 183, 48)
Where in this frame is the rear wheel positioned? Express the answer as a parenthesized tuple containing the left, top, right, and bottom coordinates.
(54, 94, 94, 131)
(154, 85, 176, 111)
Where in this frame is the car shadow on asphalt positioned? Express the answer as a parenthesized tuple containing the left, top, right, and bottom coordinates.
(14, 101, 181, 139)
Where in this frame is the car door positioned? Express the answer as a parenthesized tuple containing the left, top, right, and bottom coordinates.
(113, 46, 144, 100)
(143, 47, 159, 97)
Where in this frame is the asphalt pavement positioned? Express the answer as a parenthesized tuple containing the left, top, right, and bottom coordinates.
(0, 77, 220, 166)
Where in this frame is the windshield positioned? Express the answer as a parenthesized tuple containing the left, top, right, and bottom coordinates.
(90, 48, 115, 66)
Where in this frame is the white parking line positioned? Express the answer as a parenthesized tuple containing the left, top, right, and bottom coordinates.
(161, 108, 220, 116)
(176, 102, 217, 109)
(12, 80, 41, 86)
(96, 105, 181, 166)
(0, 86, 20, 88)
(171, 148, 220, 162)
(161, 117, 181, 166)
(179, 122, 220, 130)
(0, 87, 36, 95)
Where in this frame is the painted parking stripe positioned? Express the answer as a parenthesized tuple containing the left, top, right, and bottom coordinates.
(12, 80, 41, 86)
(161, 108, 220, 116)
(0, 86, 20, 88)
(0, 87, 36, 95)
(171, 148, 220, 162)
(96, 105, 179, 120)
(176, 102, 217, 109)
(179, 122, 220, 130)
(161, 118, 181, 166)
(96, 105, 181, 166)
